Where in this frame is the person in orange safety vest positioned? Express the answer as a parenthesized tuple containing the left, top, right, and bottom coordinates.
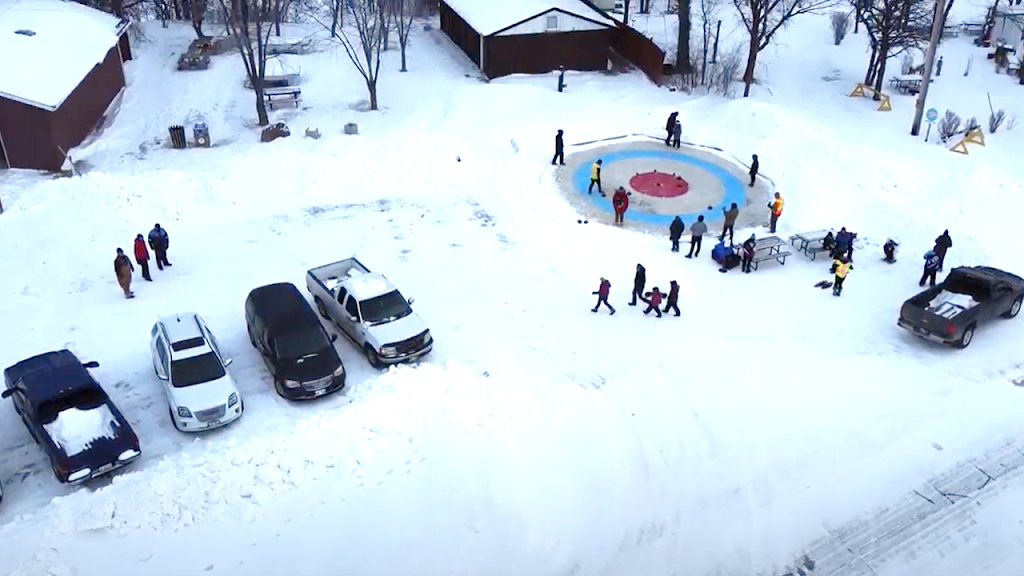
(830, 255, 853, 297)
(767, 192, 784, 233)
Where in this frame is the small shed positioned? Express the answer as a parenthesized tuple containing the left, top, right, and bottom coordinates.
(0, 0, 132, 171)
(994, 4, 1024, 55)
(439, 0, 618, 79)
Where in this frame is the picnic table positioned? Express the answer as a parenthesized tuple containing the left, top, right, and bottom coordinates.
(263, 86, 302, 110)
(790, 230, 832, 260)
(889, 74, 926, 94)
(961, 22, 984, 36)
(749, 236, 792, 271)
(245, 73, 301, 90)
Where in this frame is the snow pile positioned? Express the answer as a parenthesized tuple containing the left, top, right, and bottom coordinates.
(0, 0, 124, 110)
(43, 405, 118, 456)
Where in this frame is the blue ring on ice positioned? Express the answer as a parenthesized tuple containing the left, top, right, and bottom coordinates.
(573, 149, 745, 227)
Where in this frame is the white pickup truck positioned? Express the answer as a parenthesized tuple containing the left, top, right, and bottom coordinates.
(306, 258, 433, 368)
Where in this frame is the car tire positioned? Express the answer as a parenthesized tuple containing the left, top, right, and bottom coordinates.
(1003, 296, 1023, 319)
(364, 345, 383, 370)
(956, 324, 975, 349)
(315, 297, 328, 319)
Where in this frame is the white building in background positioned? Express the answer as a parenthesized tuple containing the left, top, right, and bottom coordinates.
(994, 3, 1024, 55)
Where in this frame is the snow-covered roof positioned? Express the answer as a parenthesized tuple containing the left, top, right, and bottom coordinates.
(0, 0, 128, 111)
(443, 0, 616, 36)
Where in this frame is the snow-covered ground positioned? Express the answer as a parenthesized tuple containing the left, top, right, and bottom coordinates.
(2, 8, 1024, 576)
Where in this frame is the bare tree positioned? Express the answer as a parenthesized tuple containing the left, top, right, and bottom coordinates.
(831, 10, 851, 44)
(676, 0, 693, 73)
(860, 0, 929, 94)
(697, 0, 722, 84)
(389, 0, 415, 71)
(217, 0, 281, 125)
(192, 0, 208, 37)
(733, 0, 840, 96)
(314, 0, 390, 110)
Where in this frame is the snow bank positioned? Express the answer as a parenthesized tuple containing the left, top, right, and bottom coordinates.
(0, 0, 124, 110)
(43, 405, 118, 456)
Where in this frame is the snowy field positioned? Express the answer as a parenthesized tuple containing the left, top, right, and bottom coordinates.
(2, 7, 1024, 576)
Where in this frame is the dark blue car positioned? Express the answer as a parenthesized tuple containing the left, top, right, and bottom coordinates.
(2, 350, 141, 484)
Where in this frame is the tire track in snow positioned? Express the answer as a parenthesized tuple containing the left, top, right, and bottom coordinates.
(773, 438, 1024, 576)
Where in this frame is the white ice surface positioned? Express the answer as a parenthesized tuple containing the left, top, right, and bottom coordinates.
(442, 0, 614, 36)
(2, 6, 1024, 576)
(42, 405, 118, 456)
(0, 0, 123, 110)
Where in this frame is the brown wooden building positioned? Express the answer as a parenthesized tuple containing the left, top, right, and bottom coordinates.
(0, 0, 132, 172)
(439, 0, 619, 79)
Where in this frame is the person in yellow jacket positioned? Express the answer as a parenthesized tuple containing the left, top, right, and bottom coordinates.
(588, 159, 603, 196)
(767, 192, 784, 233)
(830, 255, 852, 297)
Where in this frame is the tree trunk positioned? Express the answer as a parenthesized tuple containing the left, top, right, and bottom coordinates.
(112, 0, 124, 17)
(331, 0, 341, 37)
(873, 40, 889, 96)
(623, 0, 630, 23)
(675, 0, 692, 74)
(864, 46, 877, 84)
(854, 0, 860, 33)
(368, 78, 378, 110)
(275, 1, 282, 37)
(192, 0, 206, 37)
(400, 36, 408, 71)
(700, 22, 709, 85)
(742, 30, 758, 95)
(255, 87, 270, 125)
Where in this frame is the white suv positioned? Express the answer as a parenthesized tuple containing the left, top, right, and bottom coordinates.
(150, 313, 243, 432)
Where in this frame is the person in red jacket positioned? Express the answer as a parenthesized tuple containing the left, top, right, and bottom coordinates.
(612, 187, 629, 225)
(134, 234, 152, 281)
(643, 287, 663, 317)
(591, 277, 615, 315)
(662, 280, 680, 317)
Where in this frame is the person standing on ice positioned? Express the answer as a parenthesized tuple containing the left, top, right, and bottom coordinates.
(551, 129, 565, 166)
(662, 280, 680, 317)
(592, 277, 615, 314)
(630, 263, 646, 306)
(114, 248, 135, 299)
(588, 160, 603, 195)
(686, 215, 707, 258)
(671, 121, 682, 148)
(741, 234, 756, 273)
(669, 216, 684, 252)
(767, 192, 784, 233)
(749, 154, 759, 187)
(612, 187, 629, 225)
(920, 249, 941, 287)
(643, 287, 664, 317)
(830, 255, 853, 297)
(834, 227, 855, 261)
(934, 230, 952, 271)
(148, 223, 172, 269)
(665, 112, 678, 145)
(720, 202, 739, 243)
(134, 234, 152, 282)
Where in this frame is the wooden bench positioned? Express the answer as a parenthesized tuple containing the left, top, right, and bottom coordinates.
(245, 73, 300, 89)
(941, 25, 960, 39)
(961, 22, 984, 36)
(263, 86, 302, 110)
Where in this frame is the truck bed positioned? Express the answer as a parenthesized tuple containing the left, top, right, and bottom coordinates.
(925, 290, 980, 319)
(307, 258, 371, 293)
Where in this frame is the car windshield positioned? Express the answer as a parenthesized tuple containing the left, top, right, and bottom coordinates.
(360, 291, 412, 325)
(274, 330, 330, 360)
(169, 352, 226, 388)
(36, 388, 106, 425)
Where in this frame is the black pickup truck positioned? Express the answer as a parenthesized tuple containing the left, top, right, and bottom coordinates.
(898, 266, 1024, 349)
(2, 350, 141, 484)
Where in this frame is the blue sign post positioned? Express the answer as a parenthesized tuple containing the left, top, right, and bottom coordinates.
(924, 108, 939, 142)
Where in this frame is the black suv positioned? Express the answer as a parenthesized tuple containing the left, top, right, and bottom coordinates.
(245, 283, 346, 400)
(2, 350, 141, 484)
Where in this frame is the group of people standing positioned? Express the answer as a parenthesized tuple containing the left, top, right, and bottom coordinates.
(592, 264, 680, 318)
(113, 223, 172, 299)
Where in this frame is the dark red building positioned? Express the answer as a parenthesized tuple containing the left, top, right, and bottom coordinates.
(0, 0, 132, 172)
(439, 0, 619, 79)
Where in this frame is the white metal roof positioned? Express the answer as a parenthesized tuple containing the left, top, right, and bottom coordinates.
(443, 0, 615, 36)
(0, 0, 127, 111)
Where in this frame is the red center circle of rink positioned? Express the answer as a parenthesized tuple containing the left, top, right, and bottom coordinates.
(628, 171, 689, 197)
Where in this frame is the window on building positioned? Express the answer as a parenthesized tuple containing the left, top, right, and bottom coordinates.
(546, 15, 558, 30)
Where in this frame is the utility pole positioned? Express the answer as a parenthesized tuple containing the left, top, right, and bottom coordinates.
(911, 0, 947, 136)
